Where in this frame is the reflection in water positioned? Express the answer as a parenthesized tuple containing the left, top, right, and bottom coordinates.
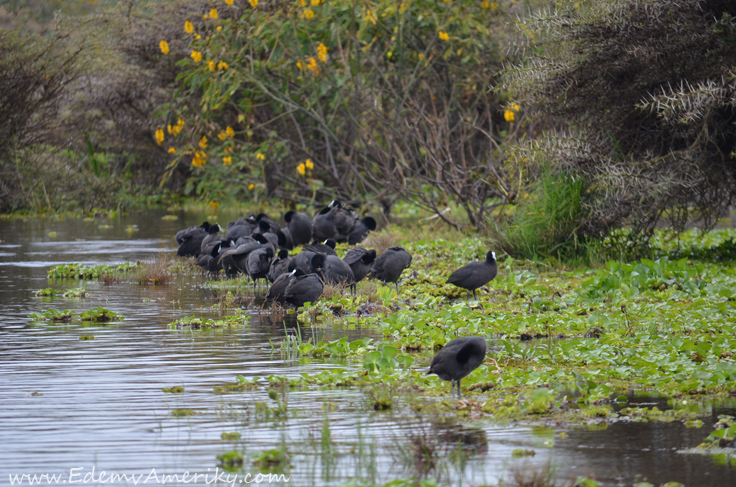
(0, 211, 734, 486)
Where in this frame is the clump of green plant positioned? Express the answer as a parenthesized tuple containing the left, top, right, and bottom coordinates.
(134, 254, 173, 285)
(62, 288, 87, 298)
(171, 409, 197, 417)
(79, 307, 124, 322)
(162, 386, 185, 393)
(29, 309, 75, 322)
(696, 415, 736, 450)
(167, 313, 250, 330)
(252, 448, 289, 474)
(48, 262, 136, 280)
(492, 169, 587, 261)
(217, 450, 244, 471)
(34, 288, 59, 297)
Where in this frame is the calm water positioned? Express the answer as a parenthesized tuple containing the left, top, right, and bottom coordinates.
(0, 211, 734, 486)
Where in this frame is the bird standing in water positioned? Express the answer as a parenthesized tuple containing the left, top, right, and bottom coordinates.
(428, 336, 486, 399)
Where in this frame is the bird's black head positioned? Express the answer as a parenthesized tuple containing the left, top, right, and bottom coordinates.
(325, 239, 337, 249)
(263, 247, 274, 259)
(208, 223, 222, 234)
(278, 248, 289, 259)
(252, 233, 269, 244)
(284, 211, 295, 223)
(361, 216, 377, 231)
(200, 221, 211, 230)
(486, 250, 496, 263)
(363, 249, 377, 264)
(257, 220, 271, 233)
(311, 253, 326, 271)
(277, 230, 288, 247)
(255, 213, 270, 222)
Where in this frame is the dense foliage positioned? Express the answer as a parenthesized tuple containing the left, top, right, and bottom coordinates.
(159, 0, 541, 226)
(503, 0, 736, 249)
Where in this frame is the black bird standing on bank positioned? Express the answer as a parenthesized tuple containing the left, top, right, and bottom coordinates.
(446, 250, 497, 300)
(176, 221, 210, 257)
(284, 271, 324, 308)
(370, 246, 412, 295)
(343, 247, 376, 294)
(428, 336, 487, 399)
(348, 217, 376, 245)
(284, 211, 313, 246)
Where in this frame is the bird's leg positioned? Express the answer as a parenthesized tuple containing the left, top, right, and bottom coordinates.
(395, 282, 400, 296)
(457, 379, 462, 399)
(253, 279, 257, 294)
(450, 380, 455, 398)
(466, 291, 471, 301)
(472, 289, 477, 301)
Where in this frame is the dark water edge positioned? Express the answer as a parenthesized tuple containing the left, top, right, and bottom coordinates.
(0, 210, 734, 486)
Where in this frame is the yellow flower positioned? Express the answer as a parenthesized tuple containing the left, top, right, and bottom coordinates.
(209, 201, 220, 208)
(159, 40, 170, 55)
(304, 8, 314, 19)
(248, 183, 255, 190)
(299, 0, 306, 6)
(218, 61, 229, 70)
(171, 118, 185, 136)
(296, 60, 304, 70)
(155, 128, 164, 145)
(511, 102, 520, 112)
(195, 34, 202, 40)
(223, 156, 232, 165)
(439, 31, 449, 41)
(199, 136, 208, 149)
(185, 20, 194, 34)
(216, 26, 222, 31)
(249, 0, 258, 6)
(208, 60, 216, 72)
(306, 56, 319, 75)
(191, 50, 202, 63)
(482, 1, 489, 7)
(311, 0, 321, 6)
(192, 150, 207, 167)
(317, 43, 328, 63)
(225, 126, 235, 137)
(256, 153, 265, 160)
(168, 147, 176, 154)
(418, 52, 424, 60)
(504, 109, 515, 122)
(167, 124, 173, 135)
(210, 8, 219, 19)
(297, 163, 306, 176)
(305, 158, 314, 170)
(218, 132, 227, 141)
(226, 0, 234, 5)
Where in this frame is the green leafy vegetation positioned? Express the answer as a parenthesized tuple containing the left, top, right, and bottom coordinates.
(167, 313, 250, 330)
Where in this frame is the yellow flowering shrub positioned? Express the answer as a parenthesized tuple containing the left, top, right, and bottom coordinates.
(155, 128, 165, 145)
(190, 50, 202, 63)
(159, 40, 169, 55)
(185, 21, 194, 34)
(209, 9, 218, 19)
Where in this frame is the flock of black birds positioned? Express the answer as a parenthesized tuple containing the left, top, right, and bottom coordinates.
(173, 200, 497, 397)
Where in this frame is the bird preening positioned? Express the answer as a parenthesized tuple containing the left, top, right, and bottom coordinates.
(428, 336, 487, 399)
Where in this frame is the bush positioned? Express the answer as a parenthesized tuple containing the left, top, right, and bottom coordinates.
(503, 0, 736, 246)
(158, 0, 545, 226)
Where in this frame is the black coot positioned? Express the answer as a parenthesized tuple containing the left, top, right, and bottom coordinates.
(196, 240, 232, 275)
(255, 213, 280, 234)
(247, 246, 274, 292)
(330, 202, 358, 241)
(284, 272, 324, 308)
(446, 250, 497, 300)
(343, 247, 377, 293)
(303, 239, 337, 256)
(176, 221, 209, 257)
(218, 236, 270, 277)
(348, 217, 376, 245)
(284, 211, 313, 246)
(268, 249, 291, 283)
(266, 269, 299, 304)
(225, 217, 255, 240)
(254, 220, 279, 250)
(200, 223, 224, 252)
(370, 246, 412, 295)
(288, 250, 317, 274)
(312, 253, 355, 286)
(428, 336, 486, 399)
(276, 228, 294, 250)
(312, 202, 338, 241)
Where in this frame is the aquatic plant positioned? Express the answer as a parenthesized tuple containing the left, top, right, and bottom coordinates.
(79, 307, 124, 322)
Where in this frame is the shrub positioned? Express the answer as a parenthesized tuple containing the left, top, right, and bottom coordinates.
(503, 0, 736, 247)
